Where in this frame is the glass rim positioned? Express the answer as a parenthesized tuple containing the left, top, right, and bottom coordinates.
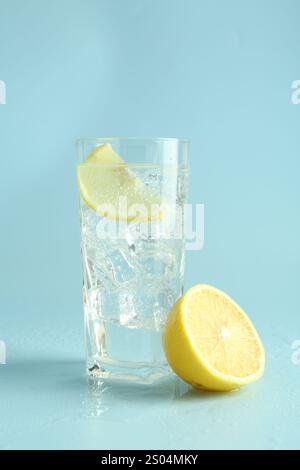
(76, 136, 191, 145)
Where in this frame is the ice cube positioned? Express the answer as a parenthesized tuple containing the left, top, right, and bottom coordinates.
(153, 290, 175, 330)
(81, 205, 101, 245)
(125, 220, 149, 247)
(102, 249, 138, 285)
(135, 250, 176, 281)
(119, 292, 138, 326)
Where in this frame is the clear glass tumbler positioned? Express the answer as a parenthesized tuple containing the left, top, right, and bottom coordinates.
(77, 138, 189, 383)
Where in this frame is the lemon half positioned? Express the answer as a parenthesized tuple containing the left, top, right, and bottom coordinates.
(163, 284, 265, 391)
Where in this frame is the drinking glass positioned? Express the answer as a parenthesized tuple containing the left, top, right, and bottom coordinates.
(77, 138, 189, 383)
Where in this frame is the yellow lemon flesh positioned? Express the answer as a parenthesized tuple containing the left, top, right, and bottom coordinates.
(163, 284, 265, 391)
(77, 144, 167, 221)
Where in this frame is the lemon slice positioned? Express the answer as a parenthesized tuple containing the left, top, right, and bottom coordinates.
(77, 144, 167, 221)
(86, 143, 124, 165)
(163, 284, 265, 391)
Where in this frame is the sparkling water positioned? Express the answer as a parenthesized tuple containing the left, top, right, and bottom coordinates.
(80, 166, 188, 382)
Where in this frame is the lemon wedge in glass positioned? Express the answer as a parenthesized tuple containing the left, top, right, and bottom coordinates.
(77, 144, 168, 222)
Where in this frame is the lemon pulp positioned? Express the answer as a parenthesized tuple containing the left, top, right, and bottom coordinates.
(163, 284, 265, 391)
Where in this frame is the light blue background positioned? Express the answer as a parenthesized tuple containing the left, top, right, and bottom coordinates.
(0, 0, 300, 450)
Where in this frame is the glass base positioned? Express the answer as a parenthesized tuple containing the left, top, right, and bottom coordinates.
(87, 359, 171, 384)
